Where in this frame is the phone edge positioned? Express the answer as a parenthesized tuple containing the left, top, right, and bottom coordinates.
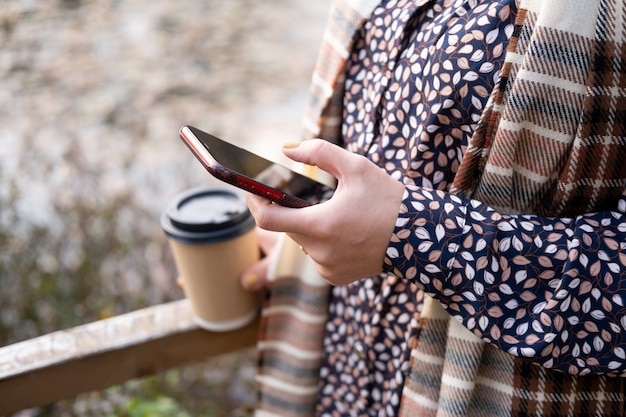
(178, 125, 312, 208)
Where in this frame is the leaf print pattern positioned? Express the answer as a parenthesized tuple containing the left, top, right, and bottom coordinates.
(318, 0, 518, 415)
(384, 186, 626, 376)
(343, 0, 516, 193)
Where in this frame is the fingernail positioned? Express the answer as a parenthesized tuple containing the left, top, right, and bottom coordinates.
(242, 273, 259, 290)
(282, 141, 301, 149)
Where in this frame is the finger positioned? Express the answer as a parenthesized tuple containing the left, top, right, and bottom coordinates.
(240, 256, 273, 291)
(246, 192, 314, 235)
(282, 139, 365, 180)
(245, 192, 272, 210)
(256, 227, 281, 255)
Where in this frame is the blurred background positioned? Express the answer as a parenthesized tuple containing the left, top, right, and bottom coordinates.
(0, 0, 330, 415)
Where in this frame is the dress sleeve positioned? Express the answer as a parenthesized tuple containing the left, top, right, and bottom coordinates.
(383, 185, 626, 376)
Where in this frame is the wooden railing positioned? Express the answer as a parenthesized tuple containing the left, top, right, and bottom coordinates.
(0, 299, 259, 416)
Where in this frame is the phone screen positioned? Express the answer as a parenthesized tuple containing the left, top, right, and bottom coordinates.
(181, 126, 334, 207)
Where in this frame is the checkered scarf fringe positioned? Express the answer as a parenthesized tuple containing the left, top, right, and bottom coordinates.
(255, 0, 626, 416)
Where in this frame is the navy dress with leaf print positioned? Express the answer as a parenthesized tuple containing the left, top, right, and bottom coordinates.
(317, 0, 518, 415)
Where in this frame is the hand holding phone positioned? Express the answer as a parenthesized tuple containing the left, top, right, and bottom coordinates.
(179, 125, 335, 208)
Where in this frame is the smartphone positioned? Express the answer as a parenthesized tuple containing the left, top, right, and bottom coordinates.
(179, 125, 335, 208)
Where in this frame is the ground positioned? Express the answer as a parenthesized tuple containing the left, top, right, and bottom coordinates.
(0, 1, 330, 415)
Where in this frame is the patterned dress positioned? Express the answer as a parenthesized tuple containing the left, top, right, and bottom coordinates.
(318, 0, 518, 414)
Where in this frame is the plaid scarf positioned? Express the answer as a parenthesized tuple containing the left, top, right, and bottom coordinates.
(451, 0, 626, 216)
(255, 4, 381, 416)
(255, 0, 626, 416)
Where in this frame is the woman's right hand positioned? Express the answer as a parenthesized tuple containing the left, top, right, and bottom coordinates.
(246, 139, 404, 286)
(240, 227, 281, 291)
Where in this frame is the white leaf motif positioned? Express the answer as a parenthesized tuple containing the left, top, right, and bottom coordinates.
(499, 284, 513, 295)
(396, 218, 410, 227)
(459, 44, 474, 54)
(579, 224, 594, 233)
(479, 62, 494, 73)
(435, 224, 445, 241)
(415, 227, 430, 240)
(478, 316, 489, 331)
(477, 15, 491, 26)
(461, 251, 475, 261)
(520, 347, 536, 357)
(582, 298, 591, 313)
(532, 301, 546, 315)
(411, 201, 425, 211)
(425, 265, 441, 273)
(545, 244, 557, 254)
(463, 291, 478, 302)
(463, 317, 474, 330)
(594, 336, 605, 352)
(386, 248, 399, 258)
(486, 28, 500, 44)
(544, 333, 556, 343)
(465, 264, 475, 280)
(471, 50, 485, 62)
(471, 95, 483, 110)
(499, 237, 512, 252)
(590, 309, 605, 320)
(418, 241, 434, 253)
(520, 221, 534, 231)
(470, 211, 487, 221)
(497, 222, 515, 232)
(463, 71, 479, 82)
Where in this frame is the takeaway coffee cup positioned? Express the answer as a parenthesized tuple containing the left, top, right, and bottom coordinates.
(161, 186, 259, 331)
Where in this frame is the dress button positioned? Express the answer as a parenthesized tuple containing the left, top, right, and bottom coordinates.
(354, 342, 367, 360)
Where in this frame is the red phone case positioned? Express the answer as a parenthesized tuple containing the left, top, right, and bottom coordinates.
(179, 126, 312, 208)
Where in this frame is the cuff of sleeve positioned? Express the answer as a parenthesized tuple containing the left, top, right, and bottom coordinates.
(383, 185, 468, 297)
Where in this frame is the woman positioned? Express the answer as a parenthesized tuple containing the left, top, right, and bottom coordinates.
(244, 0, 626, 415)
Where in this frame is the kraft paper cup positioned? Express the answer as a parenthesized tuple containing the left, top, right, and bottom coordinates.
(161, 187, 259, 331)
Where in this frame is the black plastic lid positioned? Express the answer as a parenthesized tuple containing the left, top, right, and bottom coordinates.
(161, 187, 255, 244)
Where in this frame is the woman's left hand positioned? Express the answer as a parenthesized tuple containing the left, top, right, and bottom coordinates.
(246, 139, 405, 286)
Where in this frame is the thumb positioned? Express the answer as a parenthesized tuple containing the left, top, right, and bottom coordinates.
(282, 139, 363, 181)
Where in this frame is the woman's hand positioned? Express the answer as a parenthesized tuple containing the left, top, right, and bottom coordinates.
(246, 139, 405, 286)
(239, 227, 281, 291)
